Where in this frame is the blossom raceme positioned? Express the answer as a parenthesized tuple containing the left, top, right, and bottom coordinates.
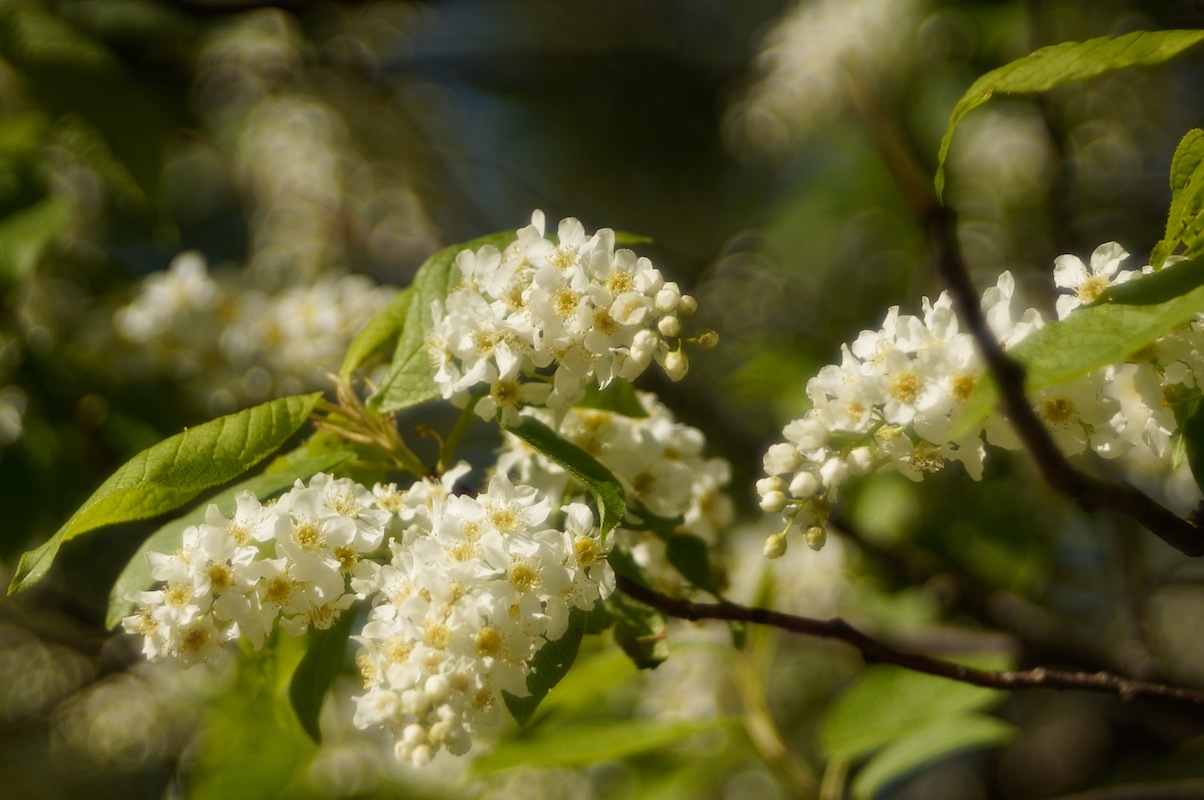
(122, 468, 614, 765)
(427, 211, 708, 424)
(758, 244, 1204, 556)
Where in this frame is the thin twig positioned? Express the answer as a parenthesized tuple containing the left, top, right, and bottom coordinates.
(615, 574, 1204, 710)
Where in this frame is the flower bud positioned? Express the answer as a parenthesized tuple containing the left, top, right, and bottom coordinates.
(788, 470, 820, 498)
(664, 350, 689, 381)
(804, 525, 827, 551)
(847, 446, 874, 475)
(756, 476, 786, 495)
(763, 531, 788, 559)
(657, 315, 682, 338)
(678, 294, 698, 317)
(697, 329, 719, 348)
(759, 490, 788, 513)
(764, 443, 802, 475)
(655, 283, 681, 313)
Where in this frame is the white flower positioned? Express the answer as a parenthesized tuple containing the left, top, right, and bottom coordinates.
(1053, 242, 1130, 319)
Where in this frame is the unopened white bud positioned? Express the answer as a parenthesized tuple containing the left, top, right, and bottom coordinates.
(402, 723, 426, 748)
(425, 674, 450, 703)
(657, 315, 682, 337)
(788, 470, 820, 498)
(847, 446, 874, 475)
(664, 350, 689, 381)
(697, 329, 719, 348)
(764, 443, 802, 475)
(783, 417, 829, 451)
(655, 284, 681, 313)
(756, 476, 786, 495)
(411, 744, 433, 767)
(678, 294, 698, 317)
(804, 525, 827, 551)
(819, 457, 848, 488)
(763, 531, 788, 559)
(759, 490, 788, 513)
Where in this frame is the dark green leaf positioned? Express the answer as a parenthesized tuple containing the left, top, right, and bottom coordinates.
(104, 448, 353, 629)
(664, 533, 718, 595)
(503, 416, 626, 538)
(10, 393, 321, 595)
(339, 287, 410, 381)
(370, 232, 517, 412)
(850, 713, 1016, 800)
(289, 604, 358, 744)
(471, 718, 730, 775)
(503, 608, 587, 727)
(0, 196, 67, 282)
(937, 30, 1204, 197)
(1183, 400, 1204, 496)
(819, 662, 1008, 762)
(1151, 129, 1204, 268)
(605, 547, 670, 669)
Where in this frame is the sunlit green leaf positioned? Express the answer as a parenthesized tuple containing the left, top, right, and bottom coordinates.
(850, 713, 1017, 800)
(819, 662, 1008, 762)
(339, 287, 410, 381)
(503, 416, 626, 538)
(370, 232, 516, 412)
(1093, 251, 1204, 305)
(10, 393, 321, 595)
(289, 604, 358, 744)
(957, 271, 1204, 429)
(504, 608, 587, 727)
(1151, 129, 1204, 268)
(104, 448, 352, 629)
(471, 718, 731, 775)
(937, 30, 1204, 197)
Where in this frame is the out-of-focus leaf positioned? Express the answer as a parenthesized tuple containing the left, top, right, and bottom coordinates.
(1183, 400, 1204, 496)
(0, 196, 68, 282)
(850, 713, 1017, 800)
(10, 393, 321, 595)
(471, 718, 731, 775)
(289, 604, 358, 744)
(576, 380, 648, 418)
(504, 416, 626, 538)
(1151, 129, 1204, 269)
(937, 30, 1204, 197)
(664, 532, 718, 595)
(606, 547, 670, 669)
(370, 232, 516, 412)
(105, 448, 352, 629)
(504, 608, 587, 727)
(0, 4, 181, 201)
(339, 287, 410, 381)
(819, 661, 1008, 762)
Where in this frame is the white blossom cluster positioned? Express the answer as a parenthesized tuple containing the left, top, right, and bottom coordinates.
(758, 243, 1204, 557)
(428, 211, 704, 425)
(114, 251, 396, 411)
(123, 469, 613, 766)
(496, 392, 733, 592)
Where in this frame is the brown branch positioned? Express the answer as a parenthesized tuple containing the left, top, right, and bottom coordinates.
(614, 574, 1204, 710)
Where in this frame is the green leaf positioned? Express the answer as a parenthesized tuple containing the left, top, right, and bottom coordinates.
(819, 662, 1007, 762)
(664, 533, 718, 595)
(850, 713, 1016, 800)
(605, 547, 670, 669)
(0, 4, 181, 201)
(1183, 400, 1204, 497)
(0, 195, 68, 283)
(471, 718, 730, 775)
(104, 448, 352, 629)
(576, 380, 649, 418)
(936, 30, 1204, 198)
(1151, 129, 1204, 268)
(289, 603, 358, 744)
(370, 232, 517, 412)
(10, 393, 321, 595)
(338, 287, 410, 381)
(503, 608, 587, 727)
(957, 270, 1204, 429)
(1093, 252, 1204, 305)
(503, 416, 626, 538)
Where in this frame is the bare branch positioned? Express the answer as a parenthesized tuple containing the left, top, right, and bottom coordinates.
(615, 574, 1204, 710)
